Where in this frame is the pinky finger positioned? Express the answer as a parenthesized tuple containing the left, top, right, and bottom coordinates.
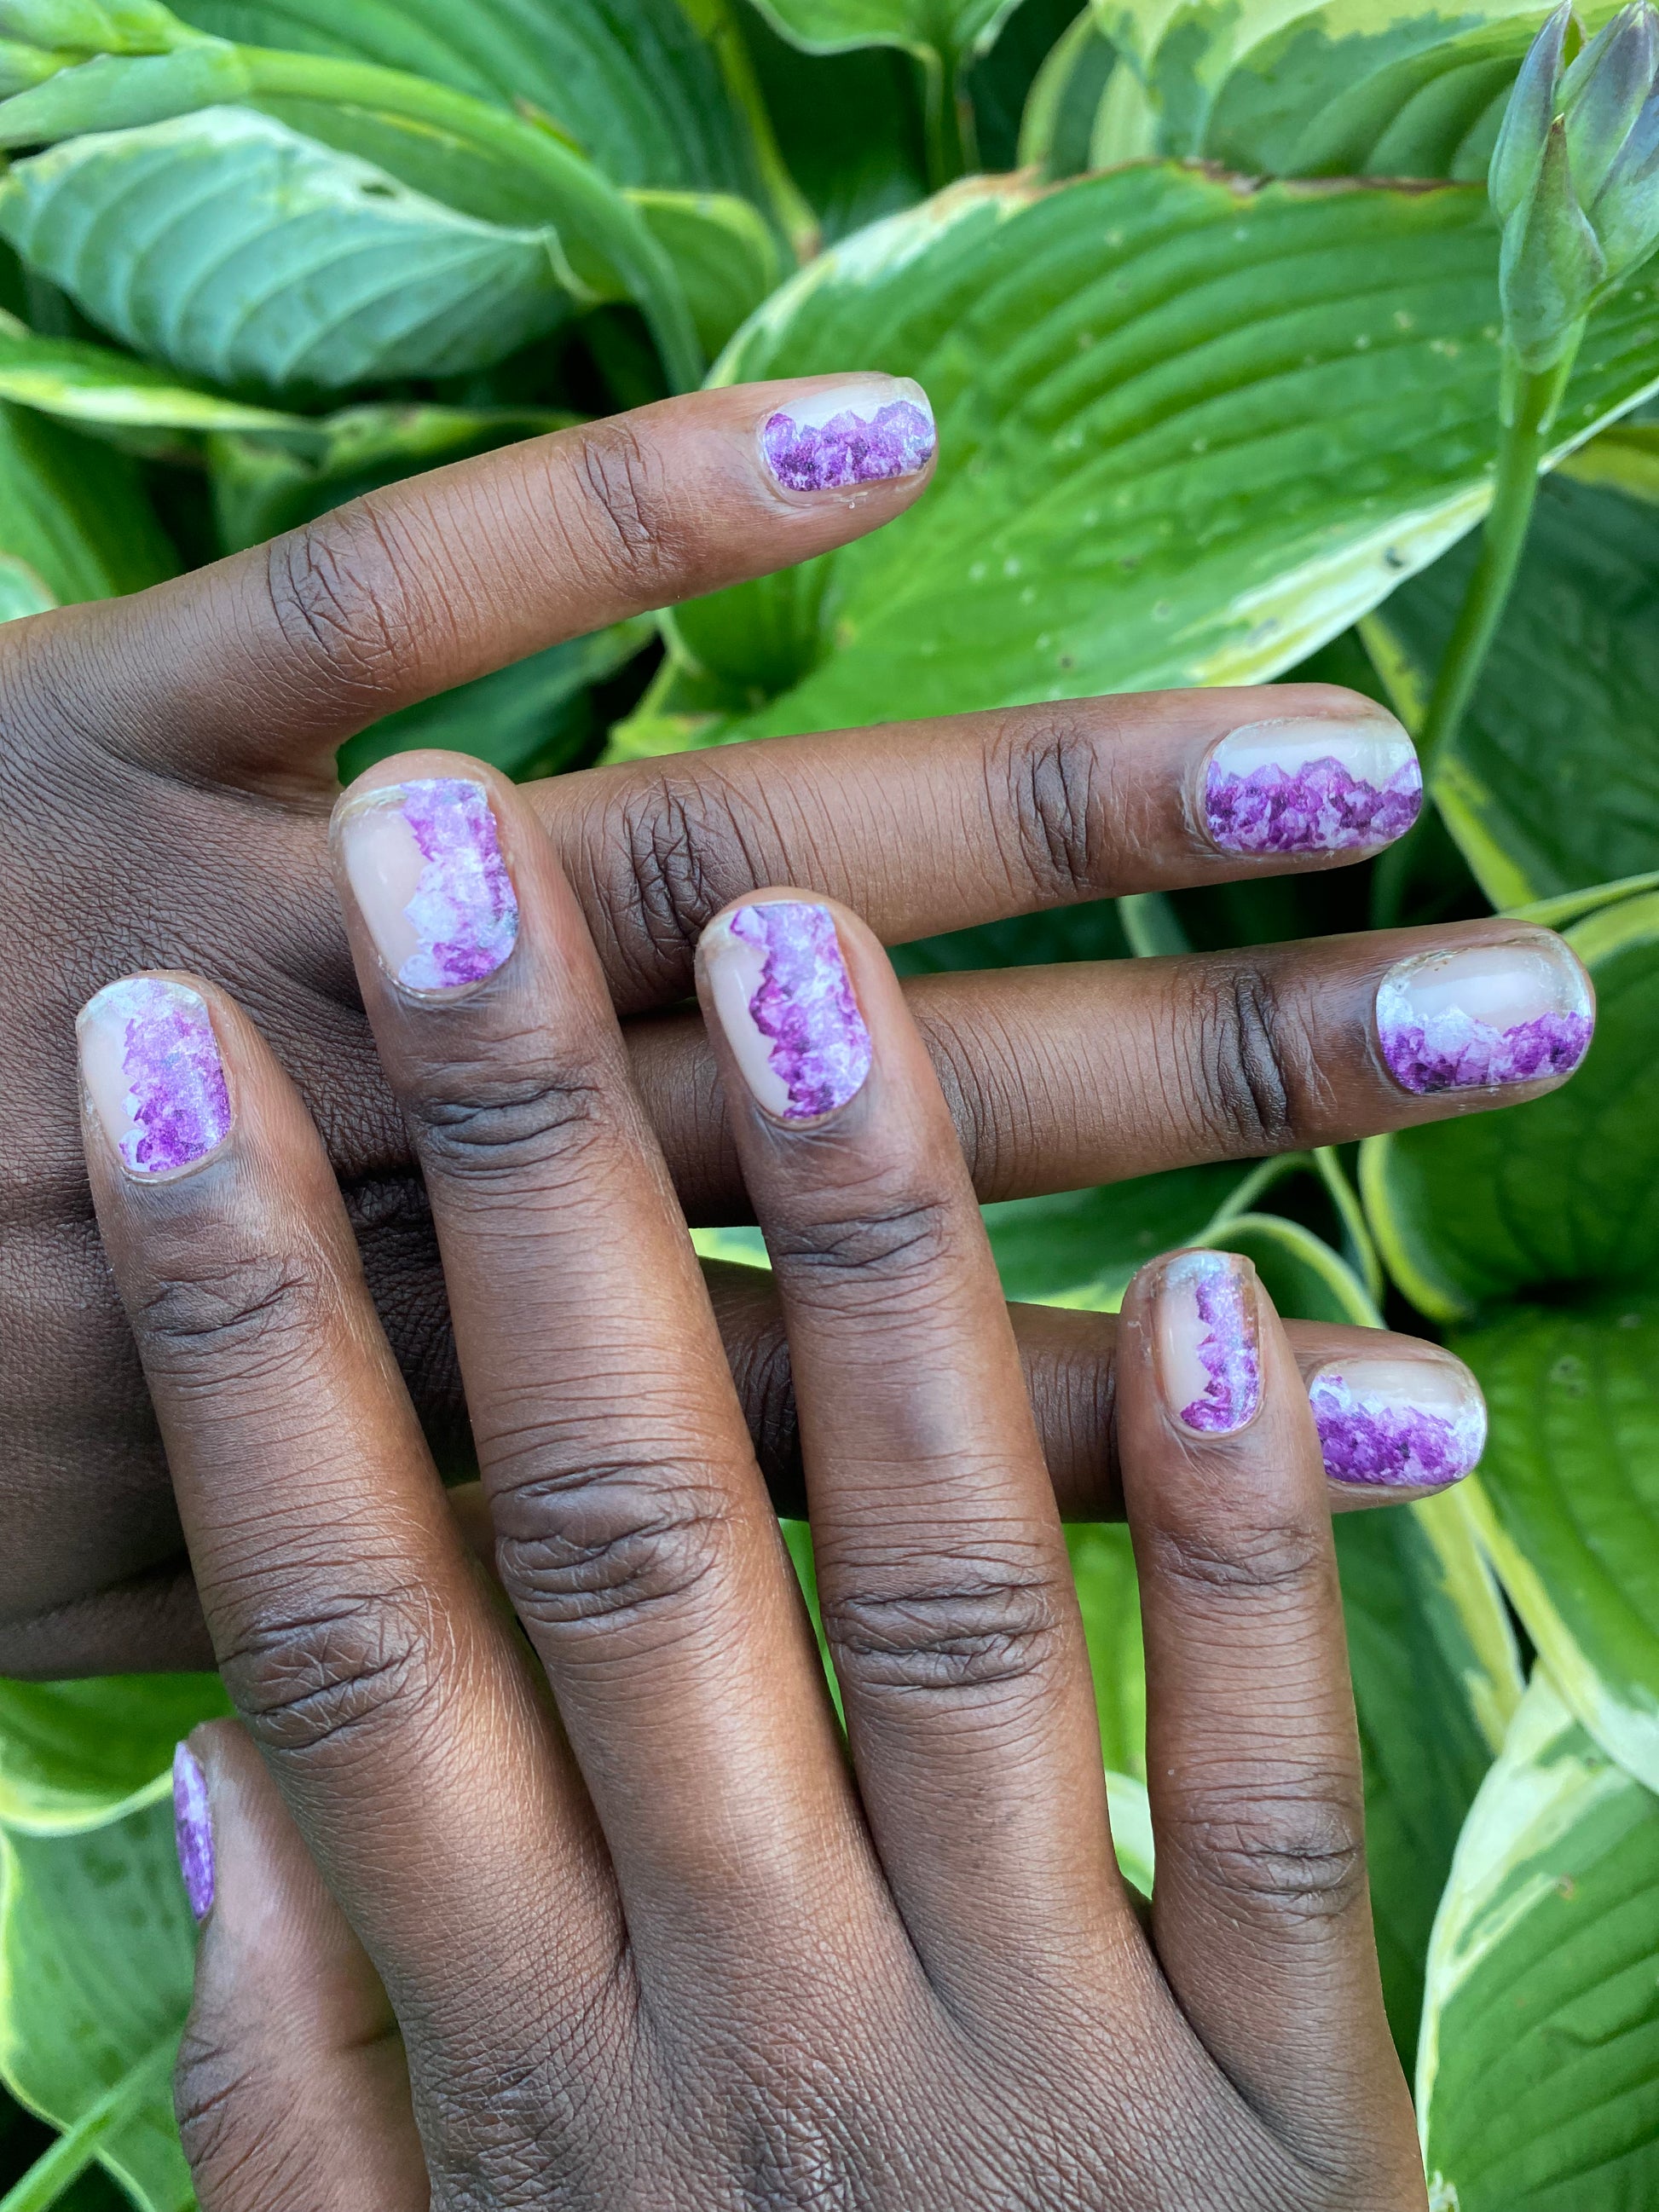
(172, 1721, 426, 2212)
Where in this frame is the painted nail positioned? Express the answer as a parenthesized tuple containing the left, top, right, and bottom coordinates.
(173, 1742, 214, 1922)
(78, 977, 231, 1177)
(760, 378, 935, 494)
(1156, 1250, 1262, 1435)
(1203, 719, 1421, 855)
(1309, 1358, 1487, 1489)
(702, 900, 872, 1120)
(337, 777, 517, 993)
(1375, 938, 1593, 1094)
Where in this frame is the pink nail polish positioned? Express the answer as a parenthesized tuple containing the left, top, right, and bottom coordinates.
(78, 978, 231, 1177)
(1157, 1250, 1261, 1435)
(702, 900, 871, 1120)
(337, 777, 517, 994)
(760, 378, 935, 494)
(173, 1742, 214, 1921)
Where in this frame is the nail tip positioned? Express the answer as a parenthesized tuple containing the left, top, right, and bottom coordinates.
(81, 975, 231, 1176)
(1202, 724, 1422, 857)
(1311, 1368, 1488, 1489)
(172, 1741, 215, 1923)
(724, 899, 871, 1120)
(761, 379, 936, 494)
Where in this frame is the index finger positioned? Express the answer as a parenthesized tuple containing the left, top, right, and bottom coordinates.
(24, 374, 935, 780)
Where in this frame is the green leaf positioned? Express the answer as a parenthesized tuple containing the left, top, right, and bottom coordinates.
(1451, 1290, 1659, 1793)
(0, 1794, 196, 2211)
(1336, 1493, 1518, 2069)
(1194, 1208, 1382, 1325)
(1361, 891, 1659, 1318)
(167, 0, 766, 195)
(742, 9, 928, 243)
(1367, 472, 1659, 906)
(0, 550, 54, 617)
(207, 399, 573, 550)
(339, 616, 654, 781)
(980, 1164, 1260, 1309)
(0, 105, 581, 394)
(744, 0, 1014, 67)
(1066, 1522, 1145, 1781)
(627, 188, 783, 357)
(669, 164, 1659, 746)
(0, 1676, 228, 1833)
(0, 400, 176, 600)
(0, 307, 301, 430)
(1419, 1670, 1659, 2211)
(1092, 0, 1621, 182)
(1014, 2, 1118, 176)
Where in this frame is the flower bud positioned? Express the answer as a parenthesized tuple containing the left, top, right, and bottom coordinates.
(1500, 113, 1606, 367)
(1593, 80, 1659, 271)
(1491, 3, 1576, 223)
(1562, 1, 1659, 199)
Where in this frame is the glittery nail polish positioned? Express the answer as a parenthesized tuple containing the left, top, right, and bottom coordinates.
(1375, 938, 1593, 1095)
(702, 899, 872, 1120)
(78, 977, 231, 1177)
(1309, 1358, 1487, 1488)
(338, 777, 517, 993)
(1157, 1250, 1262, 1435)
(1203, 719, 1421, 856)
(760, 378, 935, 494)
(173, 1742, 214, 1922)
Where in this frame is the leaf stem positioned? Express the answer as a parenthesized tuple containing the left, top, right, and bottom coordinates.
(918, 48, 968, 191)
(1371, 340, 1578, 927)
(0, 2039, 176, 2212)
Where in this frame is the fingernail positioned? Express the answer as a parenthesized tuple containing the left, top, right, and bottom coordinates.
(702, 899, 872, 1121)
(1156, 1250, 1262, 1436)
(1309, 1357, 1487, 1489)
(173, 1741, 214, 1921)
(1375, 936, 1593, 1094)
(1203, 719, 1421, 855)
(78, 977, 231, 1178)
(337, 777, 517, 994)
(760, 378, 935, 493)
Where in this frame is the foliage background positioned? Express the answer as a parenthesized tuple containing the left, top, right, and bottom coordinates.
(0, 0, 1657, 2203)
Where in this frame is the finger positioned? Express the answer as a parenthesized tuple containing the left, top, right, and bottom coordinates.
(696, 892, 1127, 2004)
(1115, 1250, 1412, 2162)
(628, 918, 1598, 1209)
(76, 972, 621, 2053)
(330, 756, 864, 1972)
(541, 689, 1419, 1011)
(172, 1722, 425, 2212)
(0, 1302, 1483, 1678)
(32, 377, 935, 781)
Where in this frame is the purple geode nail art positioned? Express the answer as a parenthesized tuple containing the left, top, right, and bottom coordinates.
(83, 978, 231, 1175)
(727, 901, 871, 1118)
(761, 380, 935, 493)
(1309, 1368, 1487, 1488)
(1165, 1250, 1261, 1434)
(1375, 942, 1594, 1095)
(173, 1742, 214, 1922)
(390, 778, 517, 992)
(1204, 723, 1422, 856)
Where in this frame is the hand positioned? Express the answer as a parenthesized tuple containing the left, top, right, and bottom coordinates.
(13, 378, 1582, 1672)
(83, 759, 1426, 2209)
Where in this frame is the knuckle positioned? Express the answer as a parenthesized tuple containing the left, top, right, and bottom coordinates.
(822, 1564, 1063, 1698)
(263, 505, 410, 709)
(566, 420, 686, 598)
(217, 1585, 435, 1762)
(174, 2021, 274, 2203)
(1148, 1516, 1330, 1607)
(765, 1195, 957, 1300)
(404, 1060, 616, 1184)
(597, 770, 765, 989)
(1174, 1777, 1368, 1926)
(491, 1459, 730, 1643)
(1193, 966, 1309, 1154)
(991, 718, 1108, 900)
(136, 1249, 332, 1381)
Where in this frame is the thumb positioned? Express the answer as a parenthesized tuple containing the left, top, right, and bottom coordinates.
(172, 1720, 428, 2210)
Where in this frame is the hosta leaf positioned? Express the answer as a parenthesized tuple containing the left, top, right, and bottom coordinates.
(1066, 1522, 1145, 1780)
(0, 106, 578, 394)
(1361, 891, 1659, 1318)
(0, 308, 301, 430)
(0, 400, 175, 600)
(743, 9, 928, 242)
(1093, 0, 1621, 182)
(628, 188, 783, 356)
(1336, 1493, 1518, 2069)
(668, 164, 1659, 747)
(0, 549, 54, 617)
(1367, 472, 1659, 906)
(207, 400, 572, 550)
(168, 0, 765, 194)
(0, 1794, 195, 2211)
(745, 0, 1016, 66)
(1419, 1671, 1659, 2211)
(0, 1676, 228, 1833)
(1016, 2, 1118, 176)
(980, 1164, 1260, 1308)
(1450, 1291, 1659, 1793)
(1194, 1209, 1379, 1323)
